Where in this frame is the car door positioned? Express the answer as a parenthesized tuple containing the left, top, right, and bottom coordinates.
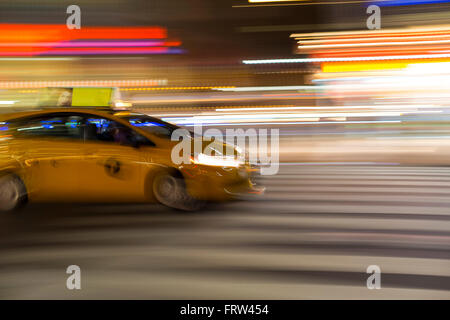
(11, 113, 85, 202)
(78, 114, 153, 202)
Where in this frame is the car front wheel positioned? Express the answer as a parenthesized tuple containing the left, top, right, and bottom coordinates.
(152, 172, 204, 211)
(0, 174, 27, 212)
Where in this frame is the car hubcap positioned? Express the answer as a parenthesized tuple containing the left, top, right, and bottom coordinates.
(0, 177, 19, 211)
(158, 175, 177, 200)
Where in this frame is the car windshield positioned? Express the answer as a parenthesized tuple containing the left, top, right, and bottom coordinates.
(118, 114, 181, 139)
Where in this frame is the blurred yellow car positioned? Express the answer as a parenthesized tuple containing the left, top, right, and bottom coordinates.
(0, 108, 263, 211)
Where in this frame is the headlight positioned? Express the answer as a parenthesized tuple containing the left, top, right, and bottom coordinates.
(191, 153, 242, 168)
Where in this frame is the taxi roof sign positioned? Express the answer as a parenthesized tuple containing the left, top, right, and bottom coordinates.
(38, 87, 118, 108)
(72, 87, 113, 107)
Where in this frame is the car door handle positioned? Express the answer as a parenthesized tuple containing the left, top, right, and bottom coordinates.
(51, 159, 59, 168)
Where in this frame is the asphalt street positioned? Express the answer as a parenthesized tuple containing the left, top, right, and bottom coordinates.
(0, 164, 449, 299)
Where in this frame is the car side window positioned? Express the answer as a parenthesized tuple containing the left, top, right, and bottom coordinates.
(128, 117, 173, 138)
(12, 114, 84, 140)
(83, 116, 154, 147)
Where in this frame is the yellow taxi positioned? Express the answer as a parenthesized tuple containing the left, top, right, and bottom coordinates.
(0, 88, 263, 211)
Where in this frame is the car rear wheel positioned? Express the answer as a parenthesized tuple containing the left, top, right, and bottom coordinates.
(153, 172, 205, 211)
(0, 174, 27, 212)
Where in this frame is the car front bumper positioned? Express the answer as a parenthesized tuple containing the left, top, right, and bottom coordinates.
(224, 181, 266, 200)
(181, 163, 265, 201)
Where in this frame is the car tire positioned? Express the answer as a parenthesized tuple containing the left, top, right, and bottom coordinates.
(152, 171, 205, 211)
(0, 174, 27, 212)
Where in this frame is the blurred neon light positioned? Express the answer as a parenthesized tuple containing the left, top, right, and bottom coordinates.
(310, 47, 450, 58)
(298, 34, 450, 44)
(321, 58, 450, 72)
(299, 39, 450, 49)
(243, 54, 450, 64)
(291, 26, 450, 39)
(170, 120, 402, 127)
(0, 24, 167, 41)
(121, 86, 236, 91)
(322, 61, 410, 72)
(0, 41, 181, 48)
(0, 24, 182, 56)
(0, 79, 168, 89)
(215, 105, 439, 112)
(249, 0, 302, 2)
(164, 112, 406, 125)
(43, 48, 180, 55)
(0, 57, 75, 61)
(0, 48, 183, 56)
(406, 61, 450, 73)
(215, 86, 311, 91)
(372, 0, 450, 6)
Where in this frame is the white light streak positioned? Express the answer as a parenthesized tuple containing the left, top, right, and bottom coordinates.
(242, 54, 450, 64)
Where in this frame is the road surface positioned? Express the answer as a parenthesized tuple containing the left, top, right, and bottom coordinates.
(0, 164, 449, 299)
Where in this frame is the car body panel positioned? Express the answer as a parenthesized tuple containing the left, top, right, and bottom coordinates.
(0, 108, 262, 204)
